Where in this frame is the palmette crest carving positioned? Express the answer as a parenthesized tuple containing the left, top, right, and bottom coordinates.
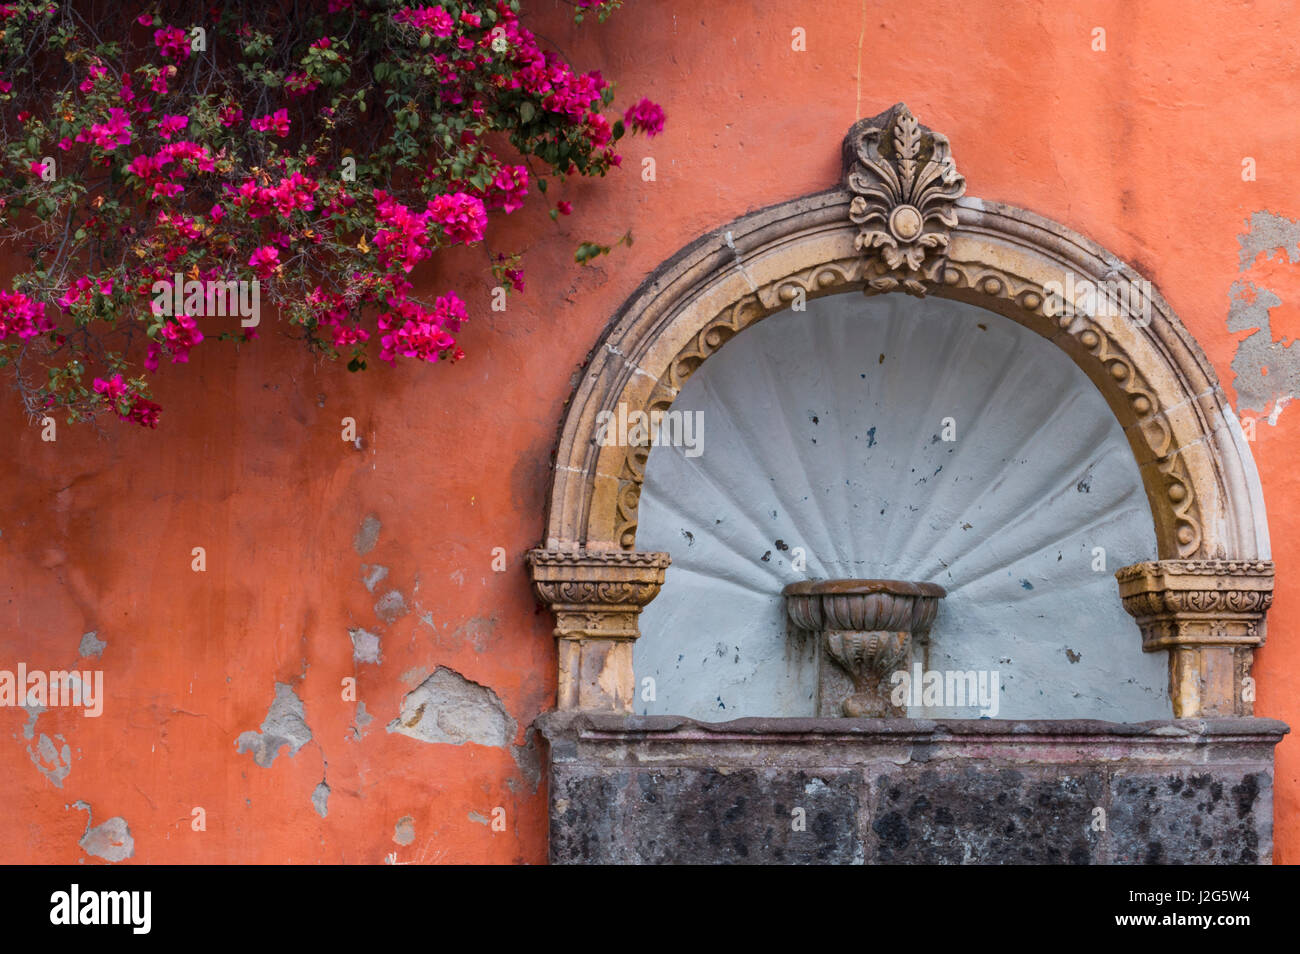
(843, 103, 965, 296)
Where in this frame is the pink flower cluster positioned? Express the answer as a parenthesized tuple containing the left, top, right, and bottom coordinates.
(377, 293, 467, 363)
(153, 26, 191, 63)
(0, 290, 53, 340)
(128, 140, 215, 199)
(393, 6, 454, 36)
(160, 313, 204, 363)
(93, 374, 162, 427)
(624, 98, 665, 137)
(426, 192, 487, 244)
(251, 109, 291, 137)
(307, 287, 370, 348)
(231, 172, 320, 220)
(75, 107, 132, 151)
(58, 276, 114, 310)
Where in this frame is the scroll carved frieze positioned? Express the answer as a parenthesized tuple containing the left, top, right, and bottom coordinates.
(843, 103, 966, 295)
(611, 254, 1206, 558)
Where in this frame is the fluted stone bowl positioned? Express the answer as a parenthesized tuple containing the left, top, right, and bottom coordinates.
(782, 579, 947, 716)
(782, 579, 946, 635)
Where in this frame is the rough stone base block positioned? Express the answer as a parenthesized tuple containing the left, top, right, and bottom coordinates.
(538, 714, 1287, 865)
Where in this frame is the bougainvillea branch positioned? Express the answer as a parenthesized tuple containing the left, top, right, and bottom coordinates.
(0, 0, 665, 426)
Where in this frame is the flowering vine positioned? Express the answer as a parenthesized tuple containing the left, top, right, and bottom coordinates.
(0, 1, 665, 426)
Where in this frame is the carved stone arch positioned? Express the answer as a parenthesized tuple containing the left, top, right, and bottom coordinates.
(529, 104, 1274, 719)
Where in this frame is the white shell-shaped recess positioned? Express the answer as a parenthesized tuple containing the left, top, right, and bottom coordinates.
(633, 292, 1167, 721)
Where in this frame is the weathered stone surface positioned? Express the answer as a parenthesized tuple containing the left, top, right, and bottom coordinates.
(1107, 770, 1270, 865)
(551, 766, 860, 864)
(540, 713, 1286, 865)
(869, 766, 1104, 864)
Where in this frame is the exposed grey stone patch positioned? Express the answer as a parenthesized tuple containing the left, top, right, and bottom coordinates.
(360, 564, 389, 593)
(509, 725, 542, 793)
(1228, 281, 1299, 413)
(386, 667, 516, 747)
(468, 811, 489, 825)
(73, 803, 134, 863)
(349, 627, 382, 665)
(1237, 210, 1300, 271)
(312, 781, 330, 818)
(350, 701, 373, 741)
(21, 703, 45, 740)
(236, 682, 313, 767)
(393, 815, 415, 845)
(30, 732, 72, 787)
(374, 590, 408, 623)
(1228, 214, 1300, 414)
(451, 615, 497, 653)
(353, 513, 381, 555)
(78, 631, 107, 659)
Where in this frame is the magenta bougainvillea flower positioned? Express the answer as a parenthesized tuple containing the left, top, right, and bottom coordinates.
(624, 98, 666, 137)
(0, 2, 665, 427)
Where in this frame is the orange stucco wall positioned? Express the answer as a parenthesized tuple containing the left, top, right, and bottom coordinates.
(2, 0, 1297, 863)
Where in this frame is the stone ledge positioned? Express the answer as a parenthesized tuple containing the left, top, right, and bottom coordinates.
(539, 714, 1287, 864)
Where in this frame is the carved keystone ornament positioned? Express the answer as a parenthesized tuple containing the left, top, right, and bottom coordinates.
(843, 103, 966, 296)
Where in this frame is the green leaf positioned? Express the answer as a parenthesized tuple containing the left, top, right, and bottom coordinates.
(519, 101, 535, 123)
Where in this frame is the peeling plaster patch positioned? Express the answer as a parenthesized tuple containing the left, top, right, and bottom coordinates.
(1228, 213, 1300, 414)
(360, 564, 389, 593)
(353, 513, 381, 555)
(350, 701, 373, 742)
(21, 702, 44, 740)
(78, 631, 106, 659)
(349, 627, 382, 665)
(312, 781, 330, 818)
(468, 811, 489, 825)
(73, 803, 134, 863)
(1268, 394, 1292, 426)
(393, 815, 415, 845)
(1237, 211, 1300, 271)
(451, 616, 498, 653)
(236, 682, 313, 767)
(399, 666, 428, 686)
(1228, 282, 1298, 412)
(374, 590, 408, 623)
(386, 667, 516, 747)
(29, 732, 72, 787)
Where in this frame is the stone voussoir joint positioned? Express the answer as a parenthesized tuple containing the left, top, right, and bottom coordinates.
(526, 548, 671, 640)
(1116, 559, 1274, 717)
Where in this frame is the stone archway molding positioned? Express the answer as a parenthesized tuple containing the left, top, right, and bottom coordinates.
(528, 103, 1273, 718)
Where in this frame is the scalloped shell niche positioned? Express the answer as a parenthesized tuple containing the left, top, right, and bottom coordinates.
(633, 292, 1167, 720)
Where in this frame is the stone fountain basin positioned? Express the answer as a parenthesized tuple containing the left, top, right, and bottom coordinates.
(782, 579, 946, 633)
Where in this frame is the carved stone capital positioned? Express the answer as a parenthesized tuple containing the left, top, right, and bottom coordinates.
(1117, 560, 1273, 650)
(1116, 560, 1274, 716)
(527, 549, 671, 639)
(527, 549, 671, 712)
(843, 103, 965, 296)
